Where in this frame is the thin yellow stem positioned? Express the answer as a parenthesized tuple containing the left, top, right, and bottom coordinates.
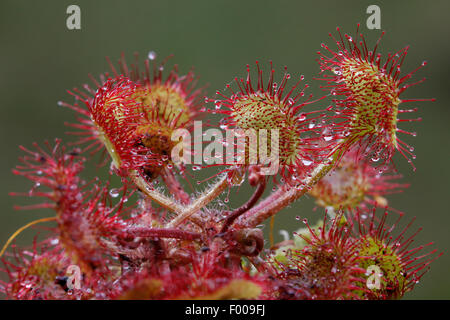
(0, 216, 57, 258)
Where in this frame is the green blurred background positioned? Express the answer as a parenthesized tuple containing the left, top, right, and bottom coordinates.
(0, 0, 449, 299)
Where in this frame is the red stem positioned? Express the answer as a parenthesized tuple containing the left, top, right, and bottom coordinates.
(221, 179, 266, 233)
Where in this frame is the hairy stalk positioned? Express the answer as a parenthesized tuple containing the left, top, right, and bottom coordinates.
(234, 153, 341, 228)
(167, 174, 229, 228)
(161, 168, 191, 205)
(131, 169, 227, 228)
(130, 169, 184, 214)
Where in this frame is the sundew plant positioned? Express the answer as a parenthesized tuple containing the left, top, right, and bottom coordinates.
(0, 25, 442, 300)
